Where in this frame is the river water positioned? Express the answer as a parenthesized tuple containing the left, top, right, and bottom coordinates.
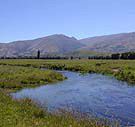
(11, 71, 135, 126)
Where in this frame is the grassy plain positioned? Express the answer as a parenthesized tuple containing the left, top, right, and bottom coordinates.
(0, 59, 135, 84)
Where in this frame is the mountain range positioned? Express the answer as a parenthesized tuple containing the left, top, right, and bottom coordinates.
(0, 32, 135, 57)
(80, 32, 135, 53)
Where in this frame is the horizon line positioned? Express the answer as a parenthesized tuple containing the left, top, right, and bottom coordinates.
(1, 31, 135, 43)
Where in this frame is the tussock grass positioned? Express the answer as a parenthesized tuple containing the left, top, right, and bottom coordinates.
(0, 65, 65, 90)
(0, 91, 117, 127)
(0, 59, 135, 84)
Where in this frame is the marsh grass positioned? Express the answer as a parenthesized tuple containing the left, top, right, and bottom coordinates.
(0, 91, 119, 127)
(0, 65, 65, 90)
(0, 59, 134, 84)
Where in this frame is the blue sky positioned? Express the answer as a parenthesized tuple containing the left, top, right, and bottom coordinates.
(0, 0, 135, 42)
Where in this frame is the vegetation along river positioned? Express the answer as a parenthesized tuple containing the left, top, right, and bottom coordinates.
(11, 70, 135, 126)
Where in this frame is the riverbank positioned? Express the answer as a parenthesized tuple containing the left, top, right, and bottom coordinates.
(1, 91, 113, 127)
(0, 64, 113, 127)
(0, 65, 65, 90)
(0, 59, 135, 84)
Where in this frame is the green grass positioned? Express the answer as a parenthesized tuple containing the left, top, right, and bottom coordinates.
(0, 59, 135, 84)
(0, 65, 65, 90)
(1, 91, 113, 127)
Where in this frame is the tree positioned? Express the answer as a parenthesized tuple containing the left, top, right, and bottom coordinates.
(120, 52, 129, 59)
(128, 52, 135, 59)
(70, 56, 73, 60)
(37, 50, 40, 59)
(111, 53, 120, 59)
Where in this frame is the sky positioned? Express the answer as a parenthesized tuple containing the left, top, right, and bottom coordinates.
(0, 0, 135, 43)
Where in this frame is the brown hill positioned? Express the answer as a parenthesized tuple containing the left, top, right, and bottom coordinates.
(0, 34, 84, 57)
(1, 32, 135, 57)
(80, 32, 135, 53)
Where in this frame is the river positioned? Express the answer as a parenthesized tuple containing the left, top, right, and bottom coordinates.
(11, 71, 135, 126)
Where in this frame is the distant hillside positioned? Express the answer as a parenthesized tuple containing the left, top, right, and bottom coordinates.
(0, 34, 84, 57)
(65, 50, 110, 58)
(80, 32, 135, 53)
(0, 32, 135, 57)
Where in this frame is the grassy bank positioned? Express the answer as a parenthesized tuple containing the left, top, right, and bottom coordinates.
(0, 59, 135, 84)
(1, 91, 112, 127)
(0, 65, 65, 90)
(0, 64, 114, 127)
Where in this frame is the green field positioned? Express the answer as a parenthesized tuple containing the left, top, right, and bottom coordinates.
(0, 60, 120, 127)
(0, 65, 66, 90)
(0, 59, 135, 84)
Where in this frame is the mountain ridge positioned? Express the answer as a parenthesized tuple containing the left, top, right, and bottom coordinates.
(0, 34, 83, 57)
(79, 32, 135, 53)
(0, 32, 135, 57)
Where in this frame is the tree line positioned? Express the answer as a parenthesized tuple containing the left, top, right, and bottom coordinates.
(111, 52, 135, 59)
(0, 51, 135, 60)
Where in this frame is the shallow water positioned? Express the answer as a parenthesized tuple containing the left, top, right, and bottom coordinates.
(11, 71, 135, 126)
